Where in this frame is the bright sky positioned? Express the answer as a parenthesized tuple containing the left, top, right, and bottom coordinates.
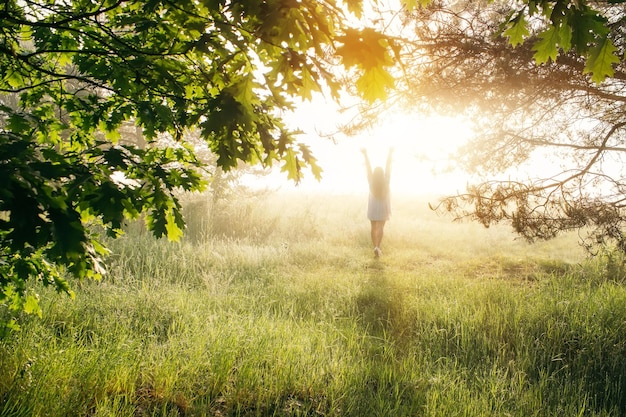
(245, 96, 475, 197)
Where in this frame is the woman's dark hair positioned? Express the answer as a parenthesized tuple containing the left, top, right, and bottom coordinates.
(371, 167, 388, 200)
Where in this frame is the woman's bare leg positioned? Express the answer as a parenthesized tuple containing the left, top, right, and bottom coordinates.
(374, 221, 386, 248)
(370, 221, 378, 247)
(370, 221, 386, 256)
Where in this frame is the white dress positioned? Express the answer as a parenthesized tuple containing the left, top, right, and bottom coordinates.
(364, 152, 392, 221)
(367, 192, 391, 221)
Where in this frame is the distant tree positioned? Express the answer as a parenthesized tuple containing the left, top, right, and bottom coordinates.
(393, 0, 626, 252)
(0, 0, 399, 327)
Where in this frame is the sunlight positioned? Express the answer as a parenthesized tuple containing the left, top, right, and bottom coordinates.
(243, 95, 475, 197)
(245, 101, 473, 195)
(356, 112, 474, 196)
(277, 107, 474, 196)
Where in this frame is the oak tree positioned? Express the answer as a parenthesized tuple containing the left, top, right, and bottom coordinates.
(0, 0, 398, 327)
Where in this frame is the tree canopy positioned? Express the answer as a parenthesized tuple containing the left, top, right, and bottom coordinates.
(391, 0, 626, 252)
(0, 0, 399, 326)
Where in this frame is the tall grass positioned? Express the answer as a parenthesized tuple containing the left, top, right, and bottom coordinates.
(1, 191, 626, 416)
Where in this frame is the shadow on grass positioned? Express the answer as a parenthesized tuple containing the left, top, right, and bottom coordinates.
(345, 259, 428, 415)
(354, 259, 408, 340)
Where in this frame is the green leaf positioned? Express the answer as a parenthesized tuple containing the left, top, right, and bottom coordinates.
(280, 148, 301, 182)
(282, 8, 309, 48)
(503, 14, 530, 47)
(228, 73, 259, 117)
(147, 209, 167, 238)
(569, 9, 609, 52)
(557, 22, 572, 52)
(165, 206, 184, 242)
(532, 26, 560, 64)
(299, 143, 322, 181)
(49, 208, 86, 259)
(584, 36, 620, 83)
(356, 66, 394, 103)
(2, 318, 20, 333)
(549, 0, 568, 25)
(299, 66, 321, 101)
(4, 71, 24, 89)
(7, 113, 32, 134)
(23, 294, 42, 318)
(345, 0, 364, 17)
(337, 28, 393, 70)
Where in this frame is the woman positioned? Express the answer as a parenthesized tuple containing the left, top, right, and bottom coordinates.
(362, 147, 393, 257)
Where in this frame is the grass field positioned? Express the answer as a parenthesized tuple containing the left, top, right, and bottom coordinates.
(2, 191, 626, 416)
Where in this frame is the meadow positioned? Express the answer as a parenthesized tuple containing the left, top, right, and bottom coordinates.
(1, 190, 626, 416)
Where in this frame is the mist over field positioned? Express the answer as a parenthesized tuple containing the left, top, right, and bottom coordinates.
(3, 190, 626, 416)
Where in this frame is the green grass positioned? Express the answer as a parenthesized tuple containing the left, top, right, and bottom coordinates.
(2, 192, 626, 416)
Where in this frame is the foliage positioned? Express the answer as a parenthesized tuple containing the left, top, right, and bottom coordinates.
(501, 0, 623, 83)
(390, 0, 626, 252)
(0, 0, 399, 324)
(402, 0, 624, 83)
(399, 0, 624, 84)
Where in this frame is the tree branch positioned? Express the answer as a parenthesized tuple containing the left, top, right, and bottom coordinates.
(13, 0, 125, 28)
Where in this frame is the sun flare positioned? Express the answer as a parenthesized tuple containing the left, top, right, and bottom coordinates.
(356, 113, 473, 195)
(293, 111, 474, 196)
(246, 99, 475, 197)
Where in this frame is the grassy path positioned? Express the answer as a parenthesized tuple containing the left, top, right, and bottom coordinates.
(2, 194, 626, 416)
